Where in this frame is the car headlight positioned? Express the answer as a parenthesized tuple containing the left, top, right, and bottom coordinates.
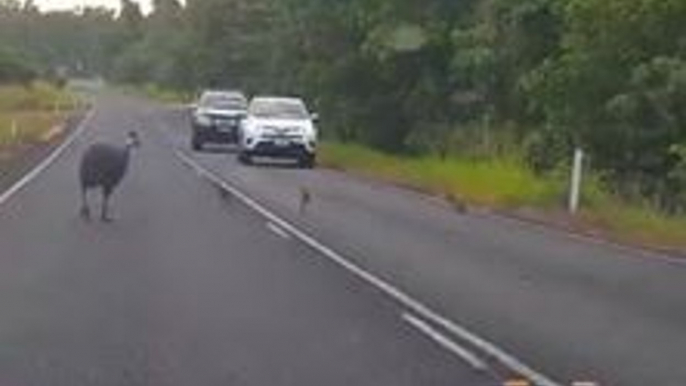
(249, 125, 265, 136)
(291, 126, 305, 135)
(194, 113, 212, 126)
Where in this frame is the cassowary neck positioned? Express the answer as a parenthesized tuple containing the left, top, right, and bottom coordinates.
(125, 144, 136, 156)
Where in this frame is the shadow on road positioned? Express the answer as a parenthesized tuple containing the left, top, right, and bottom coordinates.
(193, 144, 240, 155)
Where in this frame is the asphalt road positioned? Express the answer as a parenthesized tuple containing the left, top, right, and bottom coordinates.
(0, 95, 498, 385)
(2, 94, 686, 386)
(161, 100, 686, 385)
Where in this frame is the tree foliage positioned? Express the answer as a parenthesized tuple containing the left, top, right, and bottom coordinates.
(0, 47, 36, 85)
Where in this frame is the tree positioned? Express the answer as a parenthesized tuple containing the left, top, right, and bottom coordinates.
(0, 47, 36, 85)
(118, 0, 143, 40)
(524, 0, 686, 207)
(3, 0, 685, 209)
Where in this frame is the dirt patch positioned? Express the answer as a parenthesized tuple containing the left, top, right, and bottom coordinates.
(0, 112, 86, 195)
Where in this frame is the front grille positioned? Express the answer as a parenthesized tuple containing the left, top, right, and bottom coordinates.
(213, 118, 239, 125)
(253, 142, 307, 156)
(263, 126, 303, 135)
(262, 134, 303, 140)
(205, 114, 240, 124)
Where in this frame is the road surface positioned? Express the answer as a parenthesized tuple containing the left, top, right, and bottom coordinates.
(161, 98, 686, 385)
(1, 93, 686, 385)
(0, 95, 498, 385)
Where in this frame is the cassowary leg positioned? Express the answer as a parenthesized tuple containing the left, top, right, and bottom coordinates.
(80, 187, 91, 220)
(101, 188, 113, 222)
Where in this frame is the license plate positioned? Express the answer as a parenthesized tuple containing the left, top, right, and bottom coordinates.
(274, 138, 289, 147)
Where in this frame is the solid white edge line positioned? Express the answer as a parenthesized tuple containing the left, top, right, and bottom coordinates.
(402, 312, 488, 371)
(173, 149, 564, 386)
(0, 109, 95, 206)
(267, 221, 291, 240)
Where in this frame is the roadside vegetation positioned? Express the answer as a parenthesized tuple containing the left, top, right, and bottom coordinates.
(0, 0, 684, 251)
(120, 83, 192, 104)
(0, 48, 76, 149)
(321, 141, 686, 250)
(320, 142, 564, 208)
(0, 83, 76, 148)
(139, 84, 191, 104)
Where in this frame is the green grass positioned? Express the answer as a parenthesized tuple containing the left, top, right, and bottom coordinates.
(142, 84, 192, 103)
(0, 83, 75, 147)
(320, 141, 565, 207)
(121, 83, 192, 104)
(582, 200, 686, 250)
(320, 141, 686, 251)
(0, 82, 76, 111)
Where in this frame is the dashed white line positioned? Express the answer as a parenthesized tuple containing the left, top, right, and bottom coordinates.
(0, 110, 94, 207)
(402, 312, 488, 371)
(267, 221, 291, 240)
(173, 149, 564, 386)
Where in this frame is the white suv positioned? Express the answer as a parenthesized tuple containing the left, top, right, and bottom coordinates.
(238, 96, 318, 168)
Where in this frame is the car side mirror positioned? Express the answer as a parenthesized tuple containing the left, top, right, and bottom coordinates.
(310, 112, 320, 122)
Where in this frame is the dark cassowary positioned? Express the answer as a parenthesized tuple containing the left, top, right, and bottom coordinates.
(79, 131, 140, 222)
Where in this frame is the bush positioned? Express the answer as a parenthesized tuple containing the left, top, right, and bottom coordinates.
(0, 49, 37, 86)
(0, 82, 74, 111)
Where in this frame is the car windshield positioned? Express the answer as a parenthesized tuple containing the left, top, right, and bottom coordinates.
(200, 94, 246, 110)
(250, 100, 308, 120)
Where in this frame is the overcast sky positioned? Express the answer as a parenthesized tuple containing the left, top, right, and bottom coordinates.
(34, 0, 153, 14)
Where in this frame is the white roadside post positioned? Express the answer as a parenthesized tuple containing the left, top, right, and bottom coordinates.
(568, 147, 584, 214)
(10, 119, 18, 144)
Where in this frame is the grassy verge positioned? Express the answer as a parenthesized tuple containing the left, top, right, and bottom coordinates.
(120, 83, 192, 104)
(0, 82, 75, 111)
(581, 202, 686, 250)
(320, 141, 686, 252)
(0, 82, 76, 149)
(320, 142, 565, 207)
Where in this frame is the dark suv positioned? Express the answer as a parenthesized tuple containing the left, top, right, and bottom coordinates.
(191, 90, 248, 151)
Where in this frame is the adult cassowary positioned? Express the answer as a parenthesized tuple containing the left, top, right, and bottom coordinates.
(79, 131, 140, 222)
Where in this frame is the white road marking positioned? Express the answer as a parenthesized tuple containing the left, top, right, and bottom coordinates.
(267, 221, 291, 240)
(174, 149, 563, 386)
(402, 312, 488, 371)
(0, 110, 95, 206)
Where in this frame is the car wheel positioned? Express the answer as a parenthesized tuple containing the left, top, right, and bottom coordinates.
(191, 135, 203, 151)
(299, 154, 316, 169)
(238, 151, 252, 165)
